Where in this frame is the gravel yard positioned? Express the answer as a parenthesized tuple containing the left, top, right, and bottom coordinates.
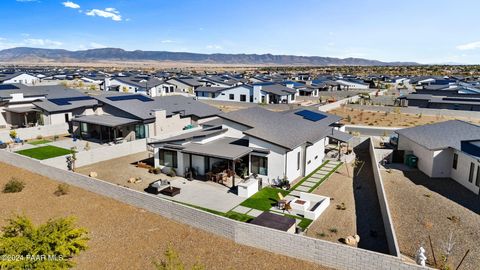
(0, 161, 332, 270)
(382, 168, 480, 270)
(306, 142, 389, 255)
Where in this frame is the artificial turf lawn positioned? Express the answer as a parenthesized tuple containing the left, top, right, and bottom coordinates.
(28, 139, 52, 145)
(240, 187, 289, 211)
(15, 145, 72, 160)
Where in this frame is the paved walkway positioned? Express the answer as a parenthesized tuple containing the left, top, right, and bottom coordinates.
(290, 160, 342, 197)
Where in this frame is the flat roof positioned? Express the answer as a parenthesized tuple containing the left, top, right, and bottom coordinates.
(72, 114, 139, 127)
(250, 212, 296, 232)
(4, 105, 39, 114)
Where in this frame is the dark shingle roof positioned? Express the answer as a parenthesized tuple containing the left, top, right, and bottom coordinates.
(396, 120, 480, 151)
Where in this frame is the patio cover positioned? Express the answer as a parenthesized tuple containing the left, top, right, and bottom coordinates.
(328, 129, 354, 143)
(4, 105, 39, 114)
(73, 115, 140, 127)
(181, 137, 254, 160)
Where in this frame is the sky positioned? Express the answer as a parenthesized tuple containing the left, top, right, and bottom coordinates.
(1, 0, 480, 64)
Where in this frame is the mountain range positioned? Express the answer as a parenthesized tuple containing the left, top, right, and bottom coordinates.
(0, 47, 419, 66)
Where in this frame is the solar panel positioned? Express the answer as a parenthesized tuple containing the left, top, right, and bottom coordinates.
(294, 110, 327, 122)
(106, 94, 153, 102)
(0, 84, 19, 90)
(49, 96, 94, 106)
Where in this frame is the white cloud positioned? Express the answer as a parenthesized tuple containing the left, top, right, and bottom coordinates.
(62, 1, 80, 9)
(86, 8, 122, 21)
(24, 38, 63, 47)
(456, 41, 480, 50)
(206, 44, 222, 50)
(89, 42, 107, 48)
(161, 40, 175, 44)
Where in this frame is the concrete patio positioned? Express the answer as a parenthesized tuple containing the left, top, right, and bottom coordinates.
(157, 178, 245, 212)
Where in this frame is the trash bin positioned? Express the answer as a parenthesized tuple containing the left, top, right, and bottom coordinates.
(405, 154, 418, 168)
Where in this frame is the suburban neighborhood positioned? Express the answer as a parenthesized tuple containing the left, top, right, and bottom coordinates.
(0, 1, 479, 270)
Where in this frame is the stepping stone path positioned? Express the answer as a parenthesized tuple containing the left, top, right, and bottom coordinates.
(288, 160, 342, 197)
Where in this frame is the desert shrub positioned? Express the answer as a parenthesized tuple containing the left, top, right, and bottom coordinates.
(54, 183, 70, 196)
(154, 243, 204, 270)
(3, 178, 25, 193)
(0, 215, 88, 269)
(36, 135, 43, 140)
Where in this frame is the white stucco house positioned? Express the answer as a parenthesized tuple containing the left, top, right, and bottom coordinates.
(0, 72, 41, 85)
(104, 76, 176, 97)
(396, 120, 480, 194)
(148, 107, 352, 187)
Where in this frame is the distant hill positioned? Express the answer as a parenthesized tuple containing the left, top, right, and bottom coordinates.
(0, 47, 419, 66)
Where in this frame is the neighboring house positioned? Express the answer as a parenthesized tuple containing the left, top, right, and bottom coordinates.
(252, 83, 298, 104)
(70, 93, 221, 144)
(335, 78, 370, 90)
(195, 85, 254, 102)
(166, 77, 204, 94)
(148, 107, 352, 186)
(396, 120, 480, 194)
(0, 72, 41, 85)
(104, 76, 176, 97)
(0, 84, 89, 129)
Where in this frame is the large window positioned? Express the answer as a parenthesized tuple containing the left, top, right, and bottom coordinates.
(240, 94, 247, 102)
(468, 162, 475, 183)
(135, 124, 146, 139)
(251, 155, 268, 176)
(229, 94, 235, 100)
(159, 150, 178, 168)
(452, 153, 458, 169)
(476, 166, 480, 188)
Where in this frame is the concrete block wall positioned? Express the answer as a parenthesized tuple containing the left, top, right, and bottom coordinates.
(368, 137, 401, 257)
(0, 123, 69, 142)
(0, 150, 428, 270)
(41, 139, 148, 170)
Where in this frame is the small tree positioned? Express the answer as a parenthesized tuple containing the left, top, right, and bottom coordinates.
(154, 244, 204, 270)
(0, 215, 89, 269)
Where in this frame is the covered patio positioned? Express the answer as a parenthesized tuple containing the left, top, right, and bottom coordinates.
(158, 137, 269, 188)
(72, 114, 146, 144)
(4, 105, 42, 128)
(326, 128, 355, 163)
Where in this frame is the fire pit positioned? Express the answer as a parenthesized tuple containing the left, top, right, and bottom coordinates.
(160, 186, 181, 197)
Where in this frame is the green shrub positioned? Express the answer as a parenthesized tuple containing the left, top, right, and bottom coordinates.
(54, 183, 70, 196)
(0, 215, 88, 269)
(154, 243, 204, 270)
(3, 178, 25, 193)
(9, 130, 17, 139)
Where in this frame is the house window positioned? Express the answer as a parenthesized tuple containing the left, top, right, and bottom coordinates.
(315, 155, 318, 160)
(229, 94, 234, 100)
(251, 155, 268, 175)
(468, 162, 475, 183)
(452, 153, 458, 169)
(250, 95, 253, 102)
(159, 149, 178, 168)
(297, 152, 301, 171)
(134, 124, 146, 139)
(240, 94, 247, 102)
(476, 166, 480, 188)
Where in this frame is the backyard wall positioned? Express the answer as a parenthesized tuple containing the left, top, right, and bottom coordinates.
(0, 150, 428, 270)
(0, 123, 69, 142)
(369, 137, 401, 257)
(41, 139, 147, 169)
(317, 89, 387, 112)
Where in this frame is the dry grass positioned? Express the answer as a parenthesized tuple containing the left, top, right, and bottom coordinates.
(382, 169, 480, 270)
(329, 107, 480, 127)
(0, 161, 333, 270)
